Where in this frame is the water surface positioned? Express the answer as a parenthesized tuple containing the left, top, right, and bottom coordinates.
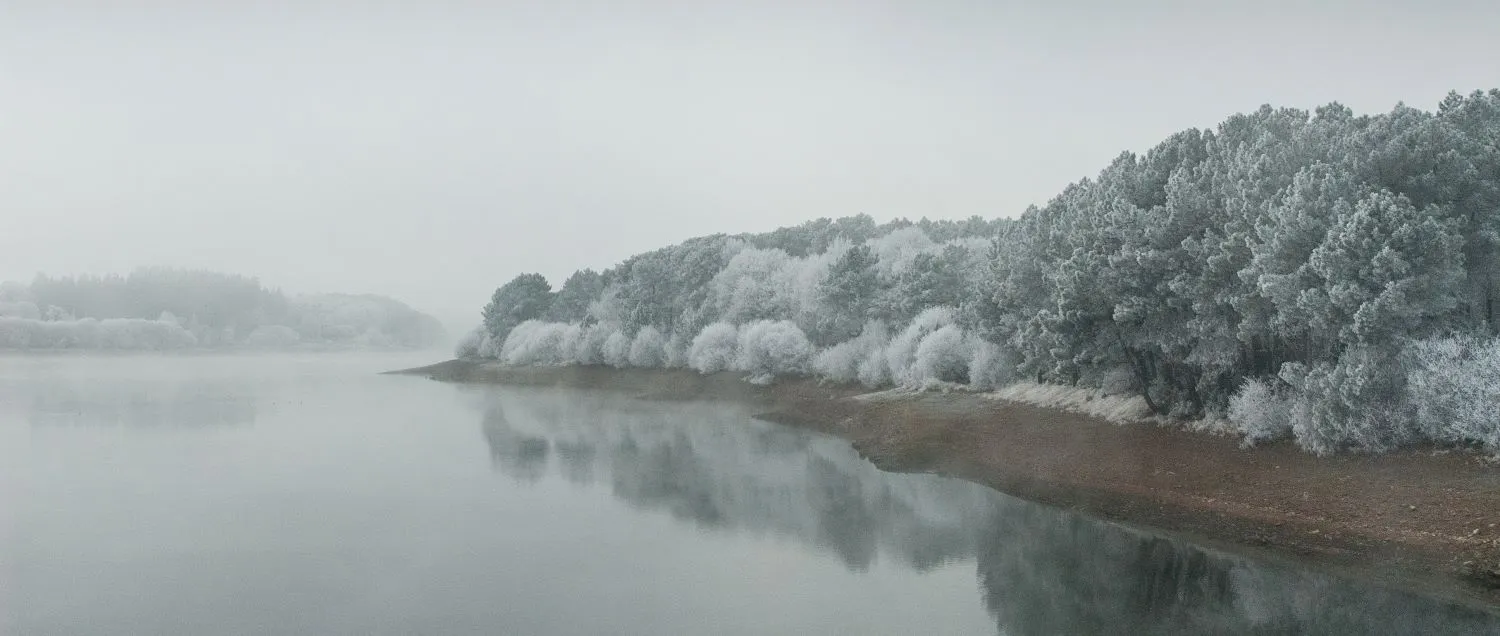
(2, 353, 1497, 635)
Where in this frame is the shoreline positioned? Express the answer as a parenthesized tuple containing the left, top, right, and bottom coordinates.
(394, 359, 1500, 610)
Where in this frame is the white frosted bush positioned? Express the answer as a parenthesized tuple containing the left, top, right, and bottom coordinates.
(555, 324, 585, 364)
(1405, 336, 1500, 452)
(885, 307, 957, 386)
(498, 320, 541, 364)
(454, 325, 486, 358)
(688, 322, 740, 373)
(909, 325, 971, 386)
(477, 332, 501, 359)
(602, 331, 632, 368)
(813, 321, 890, 386)
(1227, 378, 1293, 447)
(628, 326, 667, 368)
(857, 349, 892, 387)
(968, 338, 1015, 390)
(1279, 350, 1412, 456)
(663, 332, 690, 368)
(735, 320, 813, 380)
(812, 341, 860, 384)
(501, 321, 576, 366)
(572, 322, 619, 365)
(568, 324, 598, 365)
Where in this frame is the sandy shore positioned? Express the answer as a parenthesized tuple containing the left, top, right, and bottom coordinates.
(394, 359, 1500, 609)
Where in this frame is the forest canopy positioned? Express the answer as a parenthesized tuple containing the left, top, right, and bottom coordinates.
(0, 268, 446, 350)
(464, 90, 1500, 456)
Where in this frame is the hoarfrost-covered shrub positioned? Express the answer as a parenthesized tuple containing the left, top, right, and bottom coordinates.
(967, 337, 1014, 390)
(477, 332, 502, 359)
(688, 322, 739, 373)
(628, 326, 667, 368)
(454, 325, 486, 359)
(813, 321, 890, 386)
(1405, 336, 1500, 452)
(909, 325, 971, 386)
(501, 321, 576, 366)
(562, 323, 587, 362)
(602, 331, 632, 368)
(663, 332, 690, 369)
(1227, 378, 1293, 447)
(885, 307, 957, 386)
(735, 320, 813, 380)
(857, 344, 893, 388)
(1280, 349, 1412, 456)
(569, 323, 611, 365)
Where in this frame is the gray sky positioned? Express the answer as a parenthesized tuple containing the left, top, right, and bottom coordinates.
(3, 2, 1497, 330)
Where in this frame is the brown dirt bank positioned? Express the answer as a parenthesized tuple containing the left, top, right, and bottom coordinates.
(393, 359, 1500, 609)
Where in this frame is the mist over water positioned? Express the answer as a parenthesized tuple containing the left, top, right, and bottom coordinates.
(2, 354, 1496, 635)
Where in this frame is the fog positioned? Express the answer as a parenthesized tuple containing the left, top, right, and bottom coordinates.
(3, 2, 1498, 331)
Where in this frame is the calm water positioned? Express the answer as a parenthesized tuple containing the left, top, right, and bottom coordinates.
(2, 353, 1498, 635)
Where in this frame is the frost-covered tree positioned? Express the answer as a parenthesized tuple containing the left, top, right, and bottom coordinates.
(706, 248, 799, 325)
(482, 273, 554, 344)
(546, 269, 605, 324)
(814, 244, 880, 345)
(878, 244, 970, 328)
(1302, 190, 1465, 348)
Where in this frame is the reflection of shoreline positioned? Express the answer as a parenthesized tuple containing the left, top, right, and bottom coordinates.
(476, 387, 991, 573)
(407, 359, 1500, 608)
(974, 502, 1500, 635)
(474, 387, 1500, 635)
(480, 402, 550, 483)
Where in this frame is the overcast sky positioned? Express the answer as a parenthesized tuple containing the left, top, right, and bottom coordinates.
(2, 2, 1497, 330)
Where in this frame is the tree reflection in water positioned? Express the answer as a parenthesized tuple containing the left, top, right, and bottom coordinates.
(473, 387, 1500, 636)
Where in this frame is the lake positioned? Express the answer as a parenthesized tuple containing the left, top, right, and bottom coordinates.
(3, 353, 1498, 635)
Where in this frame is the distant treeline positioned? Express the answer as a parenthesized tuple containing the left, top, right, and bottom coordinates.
(0, 268, 445, 350)
(463, 90, 1500, 456)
